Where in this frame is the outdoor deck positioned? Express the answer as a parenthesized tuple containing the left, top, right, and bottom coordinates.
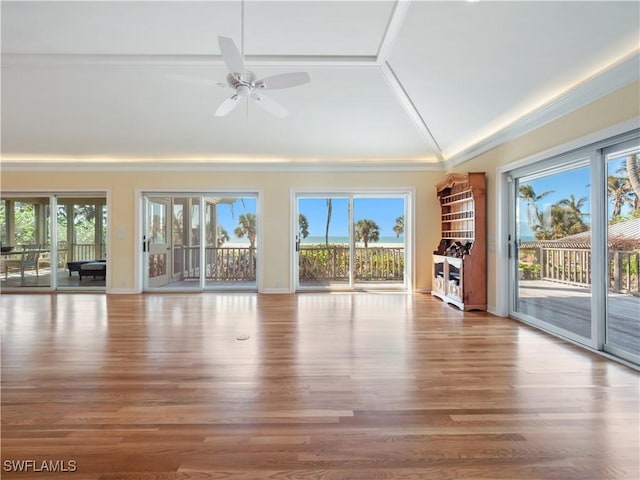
(518, 279, 639, 356)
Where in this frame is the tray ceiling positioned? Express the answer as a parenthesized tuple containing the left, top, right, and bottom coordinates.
(1, 0, 639, 168)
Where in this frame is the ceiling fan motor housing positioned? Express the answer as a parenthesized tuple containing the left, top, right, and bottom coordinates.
(227, 71, 257, 96)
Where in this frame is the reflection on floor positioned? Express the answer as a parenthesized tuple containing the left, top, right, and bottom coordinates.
(150, 279, 257, 290)
(518, 279, 640, 356)
(0, 267, 106, 289)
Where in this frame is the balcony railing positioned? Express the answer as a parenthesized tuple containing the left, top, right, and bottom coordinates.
(173, 246, 256, 282)
(519, 246, 639, 294)
(170, 245, 404, 283)
(299, 246, 404, 282)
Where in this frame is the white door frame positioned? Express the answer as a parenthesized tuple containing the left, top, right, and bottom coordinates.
(292, 188, 414, 292)
(138, 189, 262, 293)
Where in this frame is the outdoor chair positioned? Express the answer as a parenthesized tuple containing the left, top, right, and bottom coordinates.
(2, 249, 40, 279)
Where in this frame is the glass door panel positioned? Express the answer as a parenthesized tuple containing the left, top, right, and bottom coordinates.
(353, 196, 406, 289)
(145, 196, 202, 290)
(605, 144, 640, 361)
(514, 164, 593, 344)
(146, 197, 171, 288)
(205, 196, 257, 290)
(56, 196, 107, 289)
(297, 196, 350, 289)
(144, 194, 258, 291)
(0, 197, 51, 288)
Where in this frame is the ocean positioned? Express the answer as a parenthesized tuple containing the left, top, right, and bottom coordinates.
(301, 236, 404, 245)
(222, 236, 405, 246)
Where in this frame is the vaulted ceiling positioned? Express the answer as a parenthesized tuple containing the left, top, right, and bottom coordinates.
(2, 1, 639, 168)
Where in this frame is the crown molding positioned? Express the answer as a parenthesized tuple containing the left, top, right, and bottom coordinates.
(0, 53, 379, 68)
(0, 159, 445, 173)
(447, 51, 640, 167)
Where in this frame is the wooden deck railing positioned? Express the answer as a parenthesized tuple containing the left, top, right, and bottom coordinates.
(520, 246, 639, 294)
(541, 247, 591, 286)
(174, 246, 256, 282)
(206, 247, 256, 281)
(611, 250, 640, 294)
(71, 243, 107, 261)
(299, 246, 404, 282)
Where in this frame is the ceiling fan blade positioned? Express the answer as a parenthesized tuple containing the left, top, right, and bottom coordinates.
(255, 72, 311, 90)
(166, 74, 223, 87)
(251, 92, 288, 118)
(215, 95, 240, 117)
(218, 36, 245, 76)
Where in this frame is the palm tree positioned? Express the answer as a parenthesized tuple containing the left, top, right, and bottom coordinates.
(549, 203, 588, 239)
(234, 213, 257, 248)
(216, 226, 229, 247)
(607, 175, 633, 218)
(532, 210, 553, 240)
(298, 214, 309, 239)
(518, 184, 554, 227)
(354, 219, 380, 248)
(616, 157, 640, 212)
(626, 154, 640, 199)
(556, 194, 587, 224)
(324, 198, 332, 246)
(393, 215, 404, 237)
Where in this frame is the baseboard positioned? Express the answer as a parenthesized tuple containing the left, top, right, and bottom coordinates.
(107, 288, 140, 294)
(416, 288, 431, 294)
(260, 288, 292, 294)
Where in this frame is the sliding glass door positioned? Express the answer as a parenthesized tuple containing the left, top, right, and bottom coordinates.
(353, 196, 406, 289)
(513, 162, 593, 345)
(604, 141, 640, 361)
(297, 196, 350, 288)
(509, 132, 639, 365)
(142, 193, 258, 291)
(0, 193, 107, 290)
(295, 193, 409, 291)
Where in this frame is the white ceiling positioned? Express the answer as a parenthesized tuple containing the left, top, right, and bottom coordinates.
(1, 0, 639, 168)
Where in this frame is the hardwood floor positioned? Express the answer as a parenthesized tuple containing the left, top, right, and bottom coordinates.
(1, 293, 638, 479)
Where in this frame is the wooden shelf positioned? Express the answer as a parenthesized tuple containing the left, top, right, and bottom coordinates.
(441, 191, 473, 204)
(432, 172, 486, 311)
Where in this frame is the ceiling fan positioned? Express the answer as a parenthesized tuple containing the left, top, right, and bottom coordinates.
(169, 36, 310, 118)
(214, 36, 311, 118)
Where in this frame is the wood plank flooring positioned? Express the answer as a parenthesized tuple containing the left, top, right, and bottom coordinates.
(1, 293, 638, 480)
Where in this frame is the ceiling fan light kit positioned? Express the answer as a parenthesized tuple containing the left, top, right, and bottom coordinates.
(214, 36, 311, 118)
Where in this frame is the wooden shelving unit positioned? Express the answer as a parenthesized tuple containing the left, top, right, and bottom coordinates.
(432, 172, 486, 311)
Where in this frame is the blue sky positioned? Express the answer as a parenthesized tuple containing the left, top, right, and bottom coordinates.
(518, 166, 590, 240)
(217, 198, 256, 240)
(298, 197, 405, 238)
(517, 157, 634, 240)
(216, 196, 404, 237)
(215, 196, 405, 242)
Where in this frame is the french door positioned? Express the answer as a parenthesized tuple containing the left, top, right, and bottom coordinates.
(142, 193, 258, 292)
(295, 192, 410, 291)
(145, 197, 172, 288)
